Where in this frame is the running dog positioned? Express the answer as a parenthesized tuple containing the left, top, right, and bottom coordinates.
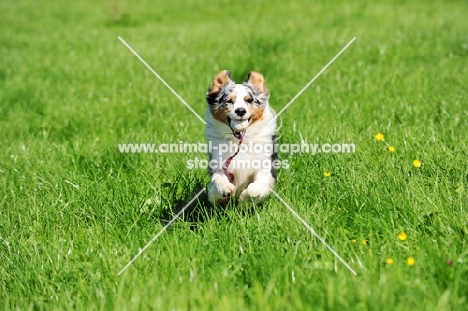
(205, 70, 277, 204)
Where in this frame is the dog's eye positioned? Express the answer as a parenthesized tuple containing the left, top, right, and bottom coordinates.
(245, 97, 253, 103)
(226, 99, 234, 104)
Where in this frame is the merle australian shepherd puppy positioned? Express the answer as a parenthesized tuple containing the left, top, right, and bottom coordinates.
(205, 70, 277, 205)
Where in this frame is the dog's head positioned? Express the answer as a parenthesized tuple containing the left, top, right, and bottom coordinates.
(206, 70, 270, 139)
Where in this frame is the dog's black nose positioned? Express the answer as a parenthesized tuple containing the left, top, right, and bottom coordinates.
(234, 108, 247, 117)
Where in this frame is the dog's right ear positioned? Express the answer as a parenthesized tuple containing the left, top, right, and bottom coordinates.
(207, 70, 232, 96)
(206, 70, 234, 105)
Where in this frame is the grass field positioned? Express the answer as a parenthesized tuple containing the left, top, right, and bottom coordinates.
(1, 0, 468, 310)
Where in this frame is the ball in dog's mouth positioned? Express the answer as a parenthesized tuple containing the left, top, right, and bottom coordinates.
(228, 116, 251, 139)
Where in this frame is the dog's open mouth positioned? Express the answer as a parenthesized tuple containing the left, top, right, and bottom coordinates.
(227, 116, 252, 139)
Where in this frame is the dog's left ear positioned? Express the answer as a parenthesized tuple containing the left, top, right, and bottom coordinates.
(245, 71, 269, 95)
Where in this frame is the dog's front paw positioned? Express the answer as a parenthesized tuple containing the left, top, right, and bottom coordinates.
(238, 183, 272, 204)
(208, 178, 236, 204)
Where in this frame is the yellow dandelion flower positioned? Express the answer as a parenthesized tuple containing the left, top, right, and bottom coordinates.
(375, 133, 384, 141)
(407, 257, 416, 266)
(323, 171, 331, 177)
(386, 258, 394, 265)
(398, 232, 407, 241)
(388, 146, 395, 153)
(351, 239, 357, 243)
(413, 159, 422, 168)
(361, 239, 367, 245)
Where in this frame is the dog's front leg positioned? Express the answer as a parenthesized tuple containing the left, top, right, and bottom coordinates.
(238, 170, 275, 204)
(208, 171, 236, 205)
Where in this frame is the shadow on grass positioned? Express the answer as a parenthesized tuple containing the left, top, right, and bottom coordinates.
(159, 183, 266, 229)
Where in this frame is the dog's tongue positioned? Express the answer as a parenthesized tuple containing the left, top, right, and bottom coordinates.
(230, 119, 249, 133)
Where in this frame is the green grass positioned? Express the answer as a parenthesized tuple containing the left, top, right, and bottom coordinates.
(1, 0, 468, 310)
